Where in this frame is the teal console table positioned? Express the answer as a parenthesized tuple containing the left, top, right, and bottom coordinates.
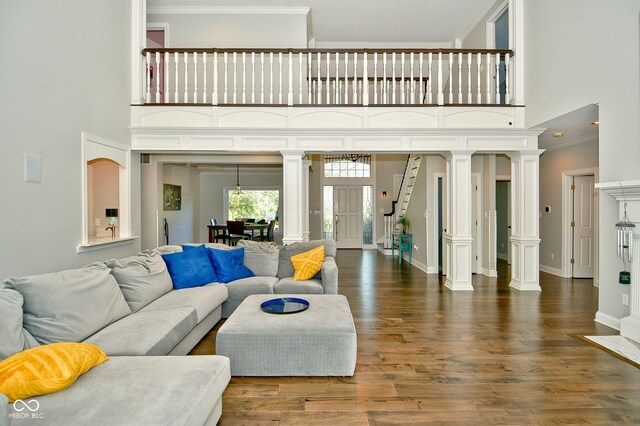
(391, 233, 413, 265)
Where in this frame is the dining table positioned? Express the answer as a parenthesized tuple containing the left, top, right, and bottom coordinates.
(207, 223, 269, 243)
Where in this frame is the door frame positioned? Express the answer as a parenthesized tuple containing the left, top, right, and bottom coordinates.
(434, 173, 446, 275)
(472, 173, 483, 274)
(562, 167, 599, 285)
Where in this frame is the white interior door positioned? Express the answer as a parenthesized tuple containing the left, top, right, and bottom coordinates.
(573, 175, 595, 278)
(334, 186, 363, 249)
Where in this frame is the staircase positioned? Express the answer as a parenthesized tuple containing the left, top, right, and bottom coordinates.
(380, 154, 423, 252)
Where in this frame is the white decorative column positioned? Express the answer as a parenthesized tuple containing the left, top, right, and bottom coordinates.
(596, 181, 640, 342)
(444, 151, 475, 291)
(509, 150, 543, 291)
(302, 158, 311, 241)
(281, 150, 305, 245)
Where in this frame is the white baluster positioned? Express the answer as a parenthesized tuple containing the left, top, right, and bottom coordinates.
(223, 52, 228, 104)
(392, 52, 396, 104)
(427, 52, 433, 104)
(486, 52, 491, 103)
(419, 52, 424, 104)
(202, 52, 207, 103)
(476, 52, 482, 104)
(326, 52, 331, 104)
(458, 52, 462, 104)
(437, 52, 443, 105)
(183, 52, 189, 103)
(233, 52, 237, 104)
(269, 52, 274, 104)
(299, 52, 303, 104)
(317, 52, 322, 104)
(410, 52, 415, 104)
(363, 51, 368, 105)
(373, 52, 378, 104)
(448, 52, 453, 104)
(353, 52, 358, 103)
(335, 52, 339, 103)
(155, 52, 161, 102)
(344, 52, 349, 104)
(400, 52, 405, 104)
(242, 52, 246, 104)
(145, 52, 151, 103)
(382, 52, 387, 104)
(495, 53, 500, 104)
(261, 52, 265, 104)
(288, 51, 293, 105)
(278, 52, 283, 104)
(213, 51, 219, 105)
(505, 53, 511, 104)
(307, 52, 312, 104)
(164, 51, 169, 103)
(193, 52, 198, 103)
(251, 52, 256, 104)
(467, 52, 472, 104)
(174, 52, 179, 103)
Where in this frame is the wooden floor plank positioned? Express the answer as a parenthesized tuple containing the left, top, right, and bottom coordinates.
(189, 251, 640, 425)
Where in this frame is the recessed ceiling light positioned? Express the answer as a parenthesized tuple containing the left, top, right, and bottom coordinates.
(592, 120, 600, 125)
(552, 131, 564, 138)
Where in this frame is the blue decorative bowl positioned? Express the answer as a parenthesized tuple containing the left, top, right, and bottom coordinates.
(260, 297, 310, 314)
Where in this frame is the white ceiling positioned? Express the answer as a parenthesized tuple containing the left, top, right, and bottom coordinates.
(537, 104, 599, 150)
(147, 0, 497, 46)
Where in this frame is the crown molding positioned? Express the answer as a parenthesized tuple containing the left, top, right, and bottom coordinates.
(148, 6, 310, 16)
(542, 132, 598, 152)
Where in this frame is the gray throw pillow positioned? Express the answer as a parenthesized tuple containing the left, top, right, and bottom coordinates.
(0, 288, 39, 360)
(237, 240, 279, 277)
(3, 263, 132, 345)
(106, 252, 173, 312)
(277, 240, 335, 278)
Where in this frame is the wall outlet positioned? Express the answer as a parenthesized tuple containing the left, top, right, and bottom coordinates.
(550, 253, 554, 260)
(414, 245, 418, 251)
(623, 294, 629, 306)
(94, 218, 101, 226)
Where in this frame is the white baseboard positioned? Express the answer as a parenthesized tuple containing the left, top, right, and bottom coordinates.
(480, 267, 498, 277)
(595, 311, 621, 331)
(539, 264, 565, 277)
(377, 244, 393, 256)
(497, 252, 508, 261)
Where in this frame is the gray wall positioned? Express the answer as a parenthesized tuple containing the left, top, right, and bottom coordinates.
(163, 165, 201, 245)
(0, 0, 136, 277)
(405, 158, 427, 269)
(539, 139, 598, 271)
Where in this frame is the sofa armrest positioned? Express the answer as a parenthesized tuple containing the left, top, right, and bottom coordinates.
(320, 257, 339, 294)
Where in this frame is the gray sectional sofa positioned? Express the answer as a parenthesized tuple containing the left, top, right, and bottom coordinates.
(0, 239, 337, 425)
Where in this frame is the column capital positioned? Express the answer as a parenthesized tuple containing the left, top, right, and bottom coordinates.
(444, 149, 475, 159)
(280, 150, 305, 158)
(507, 149, 544, 159)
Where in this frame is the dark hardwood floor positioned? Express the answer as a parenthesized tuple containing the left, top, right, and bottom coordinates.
(190, 250, 640, 425)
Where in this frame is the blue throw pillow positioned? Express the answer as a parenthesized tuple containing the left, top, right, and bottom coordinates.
(207, 248, 255, 283)
(161, 245, 218, 289)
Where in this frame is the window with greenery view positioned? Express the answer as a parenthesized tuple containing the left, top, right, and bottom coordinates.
(227, 189, 280, 229)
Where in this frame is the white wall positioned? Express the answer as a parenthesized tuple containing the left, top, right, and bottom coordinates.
(404, 157, 428, 270)
(148, 13, 308, 48)
(462, 0, 507, 48)
(539, 140, 598, 272)
(524, 0, 640, 324)
(424, 155, 446, 273)
(0, 0, 135, 277)
(162, 165, 200, 245)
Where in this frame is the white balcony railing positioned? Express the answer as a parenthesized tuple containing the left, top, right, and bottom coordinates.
(142, 48, 513, 107)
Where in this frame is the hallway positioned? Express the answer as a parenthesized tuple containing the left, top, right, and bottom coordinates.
(192, 250, 640, 424)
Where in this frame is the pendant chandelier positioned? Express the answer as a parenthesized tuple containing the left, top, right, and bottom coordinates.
(234, 164, 244, 201)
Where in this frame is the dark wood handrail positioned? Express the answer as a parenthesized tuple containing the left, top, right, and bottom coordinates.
(142, 47, 514, 56)
(384, 154, 411, 218)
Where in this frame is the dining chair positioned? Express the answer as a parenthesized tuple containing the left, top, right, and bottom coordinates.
(226, 220, 252, 246)
(254, 220, 276, 242)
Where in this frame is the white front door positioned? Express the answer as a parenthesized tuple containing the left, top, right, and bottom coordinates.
(334, 186, 363, 249)
(573, 175, 595, 278)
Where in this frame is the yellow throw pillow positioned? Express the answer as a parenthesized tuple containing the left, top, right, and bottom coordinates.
(291, 245, 325, 281)
(0, 342, 108, 402)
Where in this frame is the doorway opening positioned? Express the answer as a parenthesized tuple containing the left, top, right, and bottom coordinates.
(496, 180, 511, 268)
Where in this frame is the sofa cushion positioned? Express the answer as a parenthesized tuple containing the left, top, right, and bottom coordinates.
(0, 289, 39, 361)
(6, 356, 231, 426)
(277, 240, 336, 278)
(141, 284, 228, 322)
(3, 264, 131, 345)
(83, 308, 197, 356)
(208, 248, 254, 283)
(225, 276, 278, 301)
(106, 252, 173, 312)
(162, 245, 218, 289)
(237, 240, 279, 277)
(274, 278, 324, 294)
(0, 342, 107, 403)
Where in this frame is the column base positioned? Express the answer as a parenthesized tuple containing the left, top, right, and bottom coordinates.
(621, 315, 640, 344)
(302, 231, 310, 241)
(282, 237, 304, 245)
(445, 277, 474, 291)
(509, 278, 541, 291)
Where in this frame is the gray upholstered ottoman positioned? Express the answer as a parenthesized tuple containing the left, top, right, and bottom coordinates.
(216, 294, 357, 376)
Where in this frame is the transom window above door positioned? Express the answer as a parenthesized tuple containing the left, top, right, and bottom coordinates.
(323, 154, 371, 178)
